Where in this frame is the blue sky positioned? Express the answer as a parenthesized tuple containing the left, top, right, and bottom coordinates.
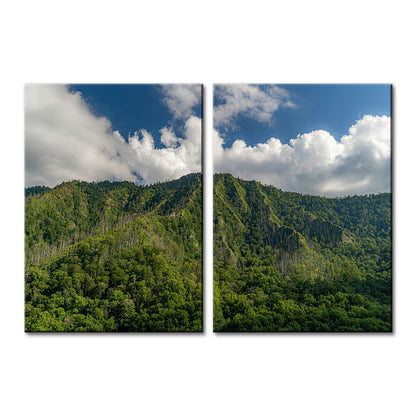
(25, 83, 390, 195)
(70, 84, 202, 147)
(214, 84, 391, 146)
(213, 84, 391, 196)
(25, 84, 202, 187)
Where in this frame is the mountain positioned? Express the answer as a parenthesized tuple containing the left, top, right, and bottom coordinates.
(214, 173, 392, 332)
(25, 173, 202, 332)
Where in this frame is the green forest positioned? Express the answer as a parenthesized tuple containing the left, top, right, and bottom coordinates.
(25, 173, 203, 332)
(214, 174, 392, 332)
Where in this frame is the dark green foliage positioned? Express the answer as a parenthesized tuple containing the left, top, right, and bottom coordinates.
(25, 174, 202, 332)
(214, 174, 391, 332)
(25, 185, 51, 198)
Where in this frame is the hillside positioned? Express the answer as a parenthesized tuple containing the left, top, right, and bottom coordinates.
(25, 173, 202, 332)
(214, 173, 392, 332)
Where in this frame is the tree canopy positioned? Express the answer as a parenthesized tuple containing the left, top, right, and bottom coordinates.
(25, 173, 203, 332)
(214, 174, 392, 332)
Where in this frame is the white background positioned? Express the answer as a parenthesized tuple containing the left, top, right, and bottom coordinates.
(1, 1, 415, 415)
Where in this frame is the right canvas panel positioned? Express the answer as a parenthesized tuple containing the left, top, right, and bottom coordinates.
(213, 84, 392, 332)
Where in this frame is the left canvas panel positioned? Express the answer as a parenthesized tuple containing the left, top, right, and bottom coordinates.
(25, 84, 203, 332)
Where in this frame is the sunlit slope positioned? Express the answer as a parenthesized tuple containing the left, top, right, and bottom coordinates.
(25, 173, 202, 332)
(214, 173, 391, 332)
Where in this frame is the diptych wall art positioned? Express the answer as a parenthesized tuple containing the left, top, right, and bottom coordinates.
(25, 83, 392, 333)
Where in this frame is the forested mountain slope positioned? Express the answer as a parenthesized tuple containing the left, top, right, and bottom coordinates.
(214, 173, 392, 332)
(25, 173, 202, 332)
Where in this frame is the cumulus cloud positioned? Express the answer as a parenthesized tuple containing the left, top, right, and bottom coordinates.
(126, 116, 201, 184)
(25, 84, 201, 187)
(159, 126, 181, 148)
(214, 84, 295, 129)
(161, 84, 201, 120)
(214, 115, 391, 196)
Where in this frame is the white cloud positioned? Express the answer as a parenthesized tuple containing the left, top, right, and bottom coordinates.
(214, 84, 295, 129)
(159, 126, 181, 148)
(127, 116, 201, 184)
(25, 84, 201, 187)
(214, 115, 391, 196)
(161, 84, 201, 120)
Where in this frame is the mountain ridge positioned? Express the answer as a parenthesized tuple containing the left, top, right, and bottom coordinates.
(214, 173, 391, 332)
(25, 173, 203, 332)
